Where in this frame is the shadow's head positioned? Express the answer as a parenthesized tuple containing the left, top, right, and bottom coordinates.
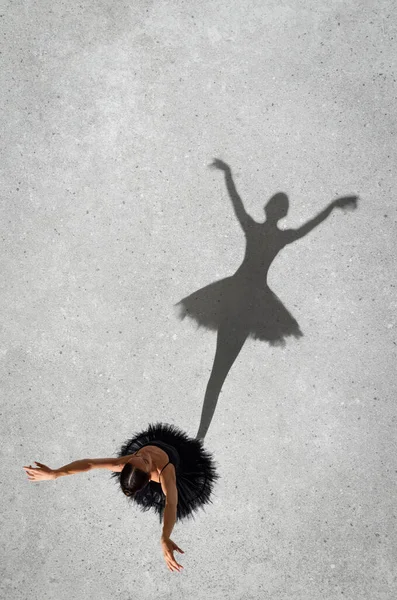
(120, 462, 150, 497)
(264, 193, 289, 222)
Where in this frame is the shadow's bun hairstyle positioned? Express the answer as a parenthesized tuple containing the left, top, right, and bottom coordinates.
(120, 462, 150, 497)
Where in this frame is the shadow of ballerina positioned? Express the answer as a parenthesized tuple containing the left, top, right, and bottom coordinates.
(175, 159, 358, 439)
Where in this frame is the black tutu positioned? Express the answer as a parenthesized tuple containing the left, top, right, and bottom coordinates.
(111, 422, 220, 523)
(176, 273, 302, 346)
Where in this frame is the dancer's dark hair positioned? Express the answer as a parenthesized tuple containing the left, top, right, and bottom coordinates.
(120, 463, 150, 497)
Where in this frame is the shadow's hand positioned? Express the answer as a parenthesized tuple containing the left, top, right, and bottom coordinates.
(333, 196, 359, 211)
(209, 158, 231, 172)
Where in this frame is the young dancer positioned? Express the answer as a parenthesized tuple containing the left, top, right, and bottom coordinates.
(24, 422, 220, 573)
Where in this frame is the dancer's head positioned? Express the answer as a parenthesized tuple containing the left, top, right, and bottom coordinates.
(264, 192, 289, 222)
(120, 462, 150, 497)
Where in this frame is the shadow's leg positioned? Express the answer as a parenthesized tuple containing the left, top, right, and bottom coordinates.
(196, 324, 248, 440)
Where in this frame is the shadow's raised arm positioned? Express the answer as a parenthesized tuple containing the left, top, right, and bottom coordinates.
(285, 196, 358, 243)
(210, 159, 254, 232)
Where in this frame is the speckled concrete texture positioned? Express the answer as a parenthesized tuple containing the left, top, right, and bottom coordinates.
(2, 1, 396, 598)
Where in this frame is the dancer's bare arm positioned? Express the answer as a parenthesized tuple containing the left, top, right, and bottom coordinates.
(285, 196, 358, 243)
(210, 159, 254, 231)
(159, 465, 184, 572)
(160, 466, 178, 540)
(23, 456, 137, 480)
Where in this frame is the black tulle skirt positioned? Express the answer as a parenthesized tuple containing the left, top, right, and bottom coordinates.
(111, 422, 220, 523)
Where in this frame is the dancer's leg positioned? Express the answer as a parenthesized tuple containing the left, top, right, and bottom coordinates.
(196, 324, 247, 440)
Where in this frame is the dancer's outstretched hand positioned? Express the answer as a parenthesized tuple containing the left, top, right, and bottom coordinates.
(209, 158, 231, 172)
(161, 537, 185, 572)
(333, 195, 359, 211)
(23, 462, 56, 481)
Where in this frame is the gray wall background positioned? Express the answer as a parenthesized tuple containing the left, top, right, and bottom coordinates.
(2, 1, 396, 598)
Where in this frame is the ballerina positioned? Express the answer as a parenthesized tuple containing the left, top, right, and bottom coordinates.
(23, 422, 220, 573)
(176, 159, 358, 440)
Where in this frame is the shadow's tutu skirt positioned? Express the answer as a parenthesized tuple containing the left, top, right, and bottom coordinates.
(176, 274, 302, 346)
(111, 422, 220, 523)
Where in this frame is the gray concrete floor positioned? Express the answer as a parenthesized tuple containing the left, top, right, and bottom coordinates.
(2, 1, 396, 598)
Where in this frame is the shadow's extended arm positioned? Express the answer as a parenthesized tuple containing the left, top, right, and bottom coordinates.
(211, 159, 253, 231)
(286, 196, 357, 243)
